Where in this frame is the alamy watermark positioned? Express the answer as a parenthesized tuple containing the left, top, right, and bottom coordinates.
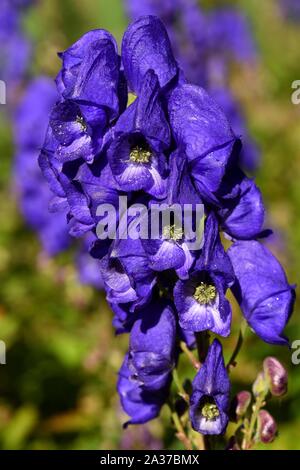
(291, 340, 300, 365)
(96, 196, 205, 250)
(0, 340, 6, 365)
(291, 80, 300, 105)
(0, 80, 6, 105)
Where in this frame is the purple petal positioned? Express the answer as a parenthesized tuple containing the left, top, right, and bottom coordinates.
(228, 241, 295, 345)
(122, 15, 178, 94)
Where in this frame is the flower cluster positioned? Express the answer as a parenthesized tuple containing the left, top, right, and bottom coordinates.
(126, 0, 259, 171)
(13, 77, 103, 288)
(39, 16, 295, 439)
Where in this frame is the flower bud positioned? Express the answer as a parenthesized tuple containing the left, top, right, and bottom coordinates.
(263, 357, 288, 397)
(235, 391, 251, 418)
(252, 371, 268, 397)
(257, 410, 277, 444)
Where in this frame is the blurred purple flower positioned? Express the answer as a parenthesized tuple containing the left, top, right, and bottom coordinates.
(13, 77, 71, 256)
(0, 0, 31, 91)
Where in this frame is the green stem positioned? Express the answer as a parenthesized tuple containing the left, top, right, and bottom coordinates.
(172, 369, 189, 403)
(168, 399, 193, 450)
(180, 341, 200, 370)
(242, 394, 265, 450)
(226, 319, 247, 372)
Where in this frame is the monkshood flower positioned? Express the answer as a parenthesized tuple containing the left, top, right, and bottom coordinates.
(228, 241, 295, 345)
(168, 83, 238, 204)
(107, 69, 170, 198)
(38, 15, 295, 447)
(39, 29, 126, 235)
(190, 339, 230, 435)
(13, 77, 71, 256)
(118, 301, 176, 426)
(100, 237, 156, 309)
(126, 0, 259, 171)
(174, 212, 235, 336)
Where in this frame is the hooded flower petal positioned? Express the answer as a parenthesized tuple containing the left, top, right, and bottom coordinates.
(168, 84, 237, 199)
(122, 15, 178, 94)
(190, 339, 230, 435)
(108, 70, 169, 197)
(228, 241, 295, 345)
(118, 301, 176, 426)
(58, 29, 120, 118)
(118, 355, 165, 426)
(218, 170, 265, 240)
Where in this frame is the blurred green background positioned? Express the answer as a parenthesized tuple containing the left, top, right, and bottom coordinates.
(0, 0, 300, 450)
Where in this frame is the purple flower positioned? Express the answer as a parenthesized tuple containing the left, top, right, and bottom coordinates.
(118, 301, 176, 426)
(126, 1, 259, 171)
(190, 339, 230, 435)
(217, 168, 265, 240)
(100, 237, 156, 309)
(169, 84, 237, 203)
(108, 70, 170, 198)
(39, 28, 126, 235)
(122, 15, 178, 94)
(174, 213, 234, 336)
(228, 241, 295, 345)
(57, 29, 122, 120)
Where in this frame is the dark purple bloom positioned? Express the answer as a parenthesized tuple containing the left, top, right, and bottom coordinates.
(217, 168, 265, 240)
(206, 8, 256, 63)
(57, 29, 122, 120)
(190, 339, 230, 435)
(100, 237, 156, 309)
(169, 84, 237, 203)
(118, 301, 176, 426)
(122, 15, 178, 94)
(108, 70, 170, 198)
(126, 1, 259, 171)
(228, 241, 295, 345)
(174, 212, 235, 336)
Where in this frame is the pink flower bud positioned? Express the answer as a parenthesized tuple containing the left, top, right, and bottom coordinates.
(258, 410, 277, 444)
(263, 357, 288, 397)
(235, 391, 251, 417)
